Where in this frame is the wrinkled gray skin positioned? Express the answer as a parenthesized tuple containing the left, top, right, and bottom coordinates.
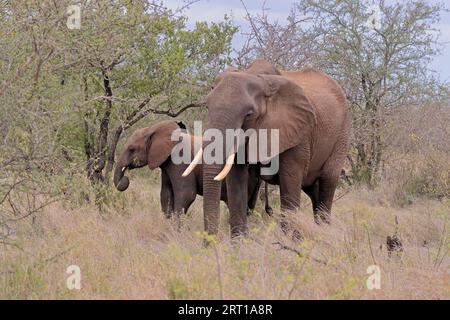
(113, 121, 271, 217)
(202, 59, 350, 238)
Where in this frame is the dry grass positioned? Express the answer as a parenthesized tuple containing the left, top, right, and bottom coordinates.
(383, 104, 450, 205)
(0, 176, 449, 300)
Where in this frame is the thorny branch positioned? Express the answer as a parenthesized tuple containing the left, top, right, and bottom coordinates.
(272, 241, 335, 269)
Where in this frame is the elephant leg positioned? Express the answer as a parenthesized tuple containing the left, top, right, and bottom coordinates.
(279, 170, 304, 240)
(180, 192, 197, 216)
(173, 193, 196, 216)
(264, 182, 273, 216)
(279, 169, 304, 230)
(278, 147, 308, 238)
(160, 169, 174, 218)
(315, 139, 348, 224)
(247, 176, 262, 215)
(170, 177, 196, 231)
(279, 173, 302, 211)
(278, 148, 306, 212)
(226, 164, 248, 238)
(315, 174, 339, 224)
(172, 179, 197, 216)
(302, 179, 319, 213)
(304, 179, 334, 224)
(164, 163, 197, 219)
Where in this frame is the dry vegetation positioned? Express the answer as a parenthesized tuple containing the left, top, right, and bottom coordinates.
(1, 171, 448, 299)
(1, 102, 449, 301)
(382, 104, 450, 206)
(1, 0, 449, 300)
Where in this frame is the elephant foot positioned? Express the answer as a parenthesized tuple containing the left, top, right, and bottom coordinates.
(164, 212, 172, 219)
(230, 234, 247, 247)
(292, 229, 304, 242)
(280, 224, 304, 242)
(279, 212, 304, 243)
(231, 229, 248, 240)
(314, 211, 331, 225)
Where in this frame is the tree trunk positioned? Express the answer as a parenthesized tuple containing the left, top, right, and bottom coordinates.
(350, 106, 383, 188)
(91, 68, 113, 184)
(104, 125, 123, 182)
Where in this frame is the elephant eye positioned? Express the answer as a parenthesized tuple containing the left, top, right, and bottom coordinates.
(129, 147, 136, 154)
(246, 110, 254, 118)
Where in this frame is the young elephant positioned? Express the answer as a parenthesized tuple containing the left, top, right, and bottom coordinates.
(113, 121, 270, 217)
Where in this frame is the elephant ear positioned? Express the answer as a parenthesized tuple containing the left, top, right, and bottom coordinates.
(253, 74, 316, 160)
(146, 121, 180, 169)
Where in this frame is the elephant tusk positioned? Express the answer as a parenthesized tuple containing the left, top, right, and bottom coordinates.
(182, 148, 203, 177)
(121, 167, 127, 173)
(213, 152, 235, 181)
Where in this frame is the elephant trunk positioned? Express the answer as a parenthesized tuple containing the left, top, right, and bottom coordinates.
(113, 154, 130, 192)
(202, 124, 232, 238)
(203, 163, 223, 236)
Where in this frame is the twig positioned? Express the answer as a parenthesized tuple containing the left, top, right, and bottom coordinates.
(240, 0, 265, 48)
(272, 241, 329, 266)
(125, 101, 206, 130)
(287, 243, 314, 299)
(0, 246, 75, 276)
(0, 179, 25, 206)
(40, 246, 76, 266)
(4, 197, 61, 223)
(364, 223, 377, 265)
(434, 219, 448, 270)
(213, 245, 224, 300)
(333, 188, 351, 203)
(0, 240, 24, 251)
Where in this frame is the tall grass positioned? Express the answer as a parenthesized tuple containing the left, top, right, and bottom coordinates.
(1, 176, 448, 299)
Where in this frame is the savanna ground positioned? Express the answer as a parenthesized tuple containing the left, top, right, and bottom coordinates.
(1, 170, 448, 299)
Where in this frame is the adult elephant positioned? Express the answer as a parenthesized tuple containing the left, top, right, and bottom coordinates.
(113, 121, 271, 217)
(183, 59, 350, 238)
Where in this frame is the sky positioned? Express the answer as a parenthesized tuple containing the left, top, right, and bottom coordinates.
(164, 0, 450, 81)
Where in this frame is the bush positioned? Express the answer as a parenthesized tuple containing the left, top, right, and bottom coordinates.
(380, 105, 450, 206)
(383, 150, 449, 206)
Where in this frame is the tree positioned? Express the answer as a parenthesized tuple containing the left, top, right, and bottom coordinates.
(0, 0, 237, 213)
(237, 0, 447, 186)
(1, 0, 72, 241)
(236, 0, 319, 69)
(58, 0, 237, 185)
